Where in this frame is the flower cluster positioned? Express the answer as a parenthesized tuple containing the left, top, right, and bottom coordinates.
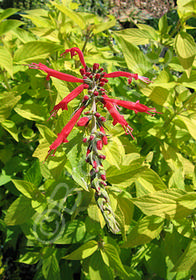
(30, 47, 159, 233)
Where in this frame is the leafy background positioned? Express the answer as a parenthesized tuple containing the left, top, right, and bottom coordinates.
(0, 0, 196, 279)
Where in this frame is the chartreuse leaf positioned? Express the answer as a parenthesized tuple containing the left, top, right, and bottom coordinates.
(0, 20, 23, 36)
(14, 41, 61, 63)
(106, 163, 146, 187)
(14, 102, 47, 122)
(51, 2, 85, 29)
(36, 124, 57, 144)
(0, 8, 20, 22)
(116, 35, 151, 75)
(12, 179, 45, 202)
(66, 130, 88, 190)
(175, 32, 196, 77)
(18, 252, 40, 265)
(137, 23, 158, 40)
(103, 137, 125, 169)
(135, 168, 167, 196)
(114, 27, 154, 46)
(4, 196, 35, 226)
(24, 160, 42, 188)
(42, 254, 61, 280)
(133, 189, 192, 219)
(173, 240, 196, 272)
(89, 251, 113, 280)
(0, 46, 13, 76)
(93, 16, 116, 34)
(177, 192, 196, 210)
(149, 86, 169, 106)
(11, 27, 36, 43)
(173, 217, 196, 240)
(101, 243, 137, 279)
(63, 240, 98, 260)
(178, 71, 196, 90)
(177, 114, 196, 140)
(0, 92, 21, 122)
(54, 220, 86, 244)
(122, 216, 164, 248)
(1, 120, 18, 142)
(33, 139, 50, 162)
(177, 0, 196, 19)
(109, 191, 134, 232)
(87, 204, 105, 229)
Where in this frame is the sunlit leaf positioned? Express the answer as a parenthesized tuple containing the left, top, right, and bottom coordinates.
(63, 240, 98, 260)
(122, 216, 164, 248)
(4, 196, 35, 226)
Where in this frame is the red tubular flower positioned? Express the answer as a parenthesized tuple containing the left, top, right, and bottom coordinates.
(103, 96, 158, 115)
(48, 106, 85, 155)
(29, 63, 84, 83)
(103, 71, 151, 84)
(104, 100, 134, 139)
(50, 84, 88, 117)
(61, 47, 86, 68)
(77, 116, 90, 126)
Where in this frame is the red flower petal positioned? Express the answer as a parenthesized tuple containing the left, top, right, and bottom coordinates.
(29, 63, 84, 83)
(61, 47, 86, 68)
(104, 71, 151, 84)
(48, 106, 85, 155)
(103, 96, 158, 115)
(50, 84, 88, 117)
(103, 99, 134, 139)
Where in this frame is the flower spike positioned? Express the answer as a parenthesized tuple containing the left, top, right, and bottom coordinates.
(30, 47, 159, 234)
(61, 47, 86, 68)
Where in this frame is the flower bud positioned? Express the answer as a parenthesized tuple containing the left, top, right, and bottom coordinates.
(84, 84, 89, 89)
(100, 78, 108, 83)
(100, 181, 107, 186)
(99, 67, 104, 72)
(77, 117, 89, 126)
(95, 112, 101, 118)
(93, 63, 99, 70)
(99, 82, 105, 87)
(100, 117, 106, 122)
(90, 135, 95, 140)
(93, 91, 99, 96)
(93, 161, 97, 169)
(80, 68, 86, 75)
(86, 149, 91, 157)
(102, 135, 108, 145)
(83, 95, 89, 101)
(95, 73, 101, 80)
(83, 137, 87, 143)
(84, 111, 90, 115)
(97, 140, 103, 150)
(101, 174, 106, 181)
(99, 155, 106, 160)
